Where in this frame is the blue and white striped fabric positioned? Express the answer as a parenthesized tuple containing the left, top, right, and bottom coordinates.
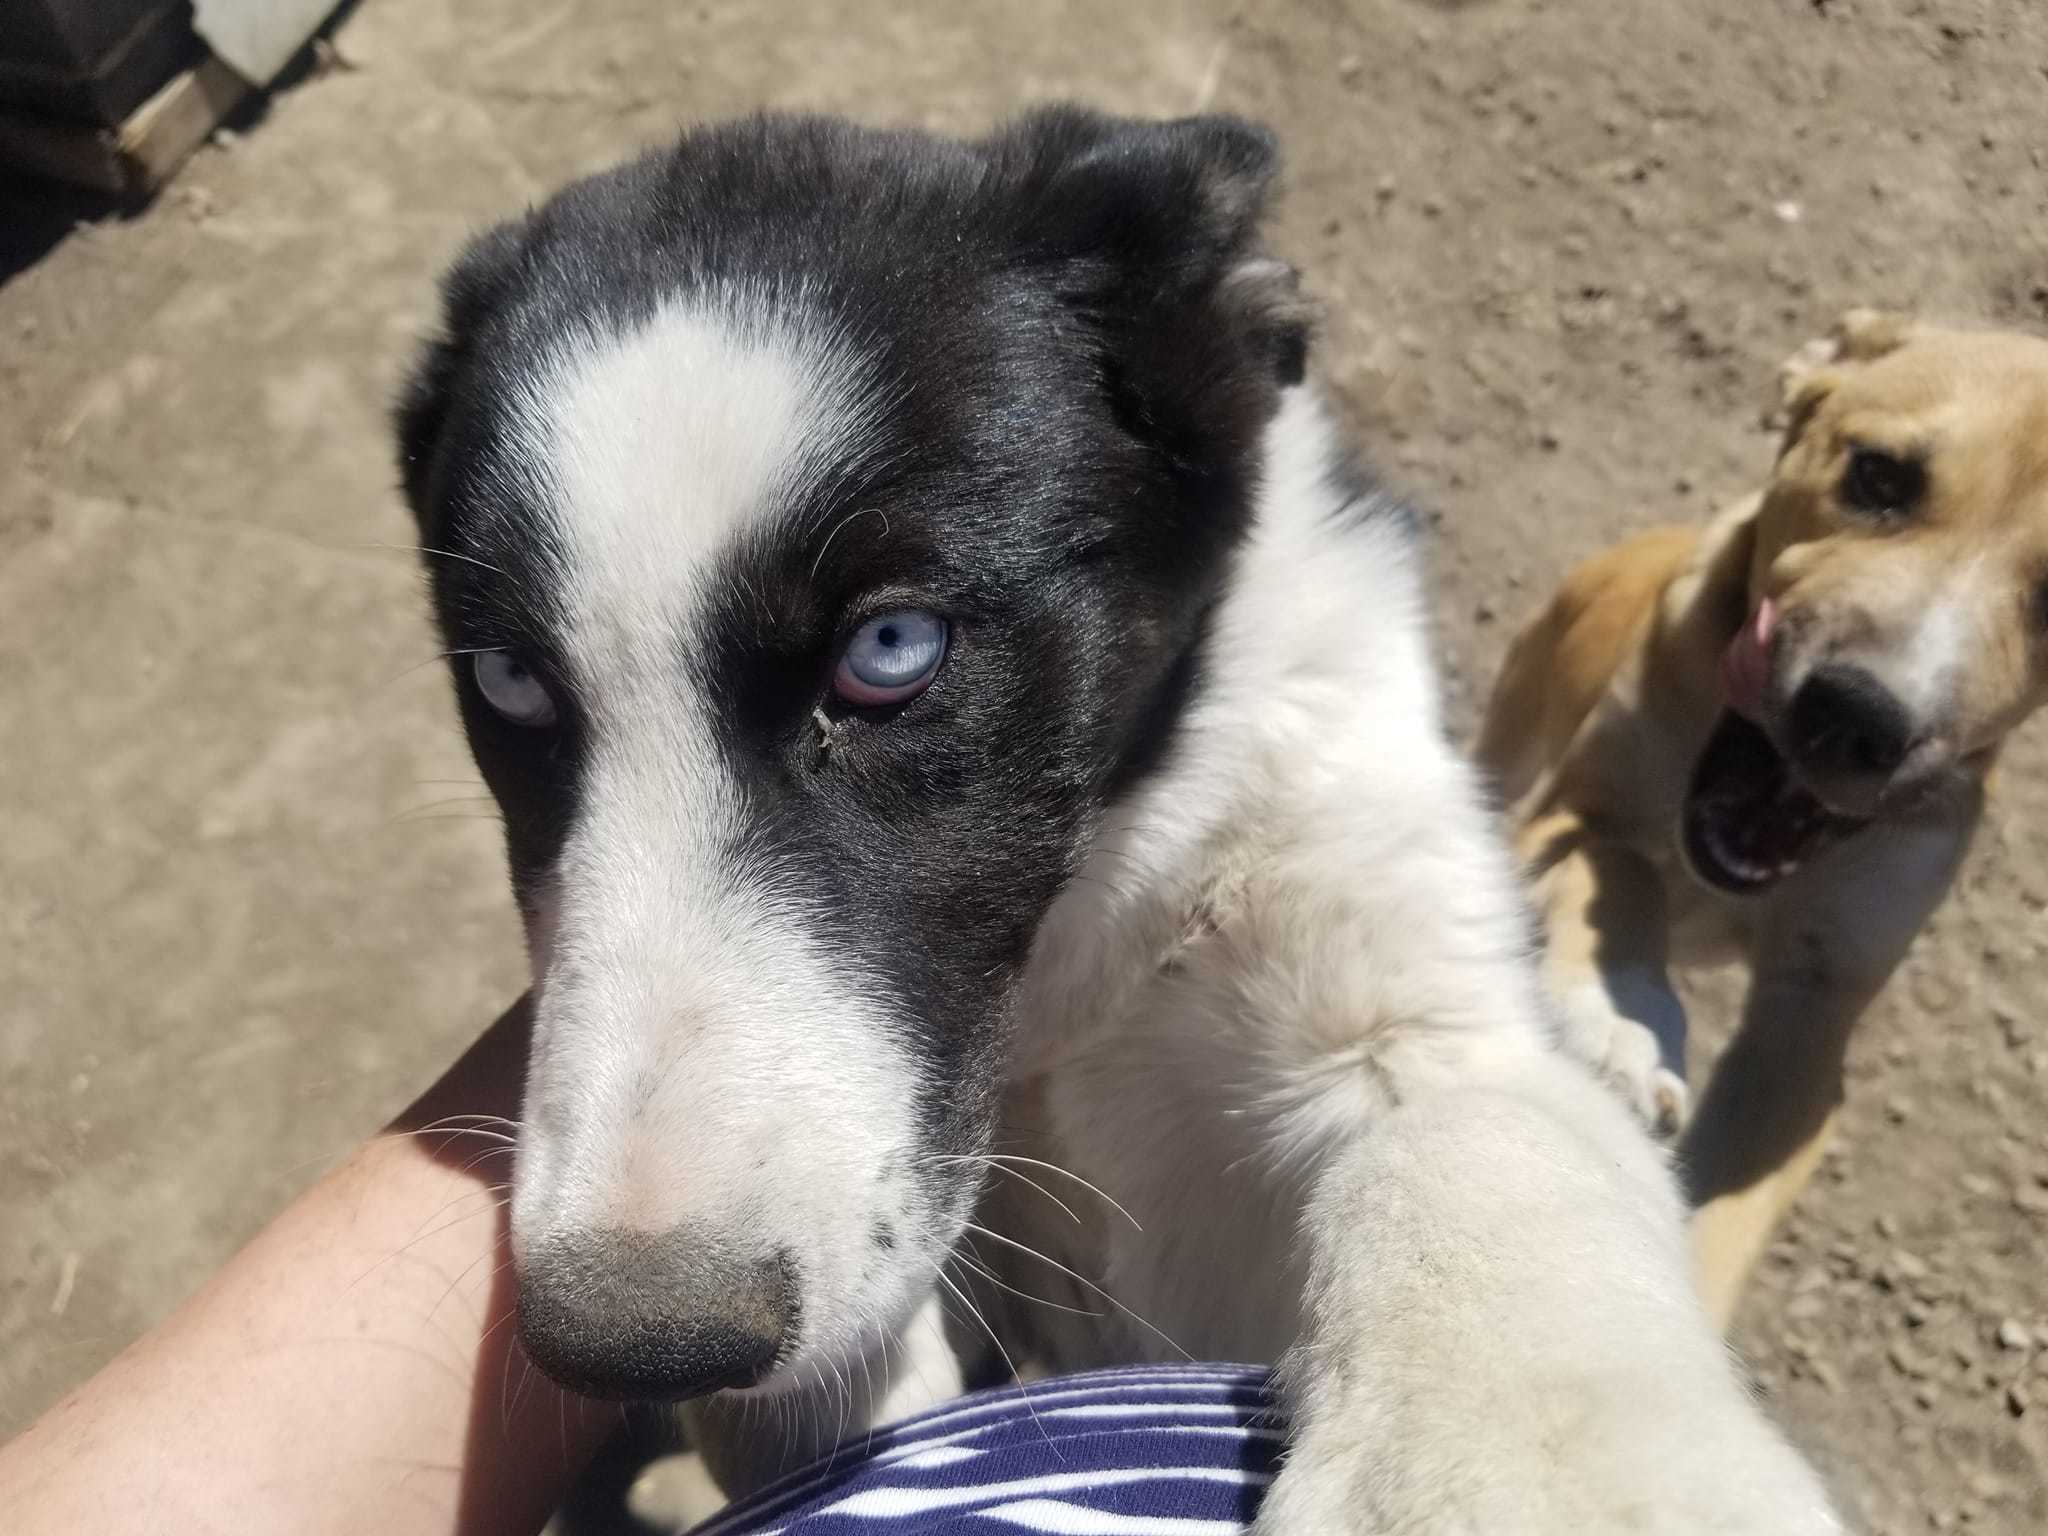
(694, 1366, 1285, 1535)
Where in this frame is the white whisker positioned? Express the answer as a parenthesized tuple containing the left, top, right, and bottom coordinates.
(961, 1221, 1190, 1361)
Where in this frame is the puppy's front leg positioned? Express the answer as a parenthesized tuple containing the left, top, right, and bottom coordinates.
(1256, 1040, 1836, 1534)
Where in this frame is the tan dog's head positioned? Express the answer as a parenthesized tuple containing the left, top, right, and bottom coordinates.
(1684, 311, 2048, 893)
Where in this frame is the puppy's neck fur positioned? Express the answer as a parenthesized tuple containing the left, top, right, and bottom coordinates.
(1015, 382, 1543, 1102)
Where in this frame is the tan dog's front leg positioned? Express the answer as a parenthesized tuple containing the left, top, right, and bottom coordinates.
(1683, 818, 1968, 1328)
(1682, 974, 1862, 1331)
(1521, 811, 1689, 1135)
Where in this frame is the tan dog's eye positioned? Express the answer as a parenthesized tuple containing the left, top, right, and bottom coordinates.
(1840, 445, 1925, 519)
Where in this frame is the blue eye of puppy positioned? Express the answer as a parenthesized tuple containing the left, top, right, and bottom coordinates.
(833, 609, 947, 707)
(473, 650, 558, 727)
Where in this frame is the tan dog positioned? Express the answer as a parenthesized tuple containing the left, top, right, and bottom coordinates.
(1479, 311, 2048, 1326)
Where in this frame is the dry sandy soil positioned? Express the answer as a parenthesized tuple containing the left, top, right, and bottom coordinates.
(3, 0, 2045, 1530)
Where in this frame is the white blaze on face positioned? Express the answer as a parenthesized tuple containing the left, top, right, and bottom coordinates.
(1879, 553, 1985, 727)
(501, 292, 933, 1368)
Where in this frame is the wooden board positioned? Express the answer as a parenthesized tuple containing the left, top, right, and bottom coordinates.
(0, 52, 247, 196)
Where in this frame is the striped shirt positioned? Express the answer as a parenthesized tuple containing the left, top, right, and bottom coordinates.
(695, 1366, 1285, 1535)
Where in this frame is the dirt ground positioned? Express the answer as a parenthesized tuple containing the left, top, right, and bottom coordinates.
(3, 0, 2045, 1530)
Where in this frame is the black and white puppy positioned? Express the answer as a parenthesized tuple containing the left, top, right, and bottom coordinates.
(400, 109, 1838, 1530)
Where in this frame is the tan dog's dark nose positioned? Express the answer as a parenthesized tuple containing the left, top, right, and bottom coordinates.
(1786, 664, 1913, 787)
(517, 1227, 796, 1400)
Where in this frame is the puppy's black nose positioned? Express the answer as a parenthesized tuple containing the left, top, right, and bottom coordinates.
(1786, 664, 1913, 781)
(517, 1228, 796, 1400)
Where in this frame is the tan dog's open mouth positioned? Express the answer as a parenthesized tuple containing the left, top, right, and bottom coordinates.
(1683, 600, 1873, 892)
(1682, 711, 1870, 893)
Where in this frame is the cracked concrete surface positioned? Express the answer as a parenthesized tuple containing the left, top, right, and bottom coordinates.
(3, 1, 2046, 1530)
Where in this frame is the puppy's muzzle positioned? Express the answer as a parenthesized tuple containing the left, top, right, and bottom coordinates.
(517, 1227, 797, 1400)
(1784, 662, 1914, 809)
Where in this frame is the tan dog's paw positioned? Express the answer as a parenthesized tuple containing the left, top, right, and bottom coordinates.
(1556, 982, 1689, 1139)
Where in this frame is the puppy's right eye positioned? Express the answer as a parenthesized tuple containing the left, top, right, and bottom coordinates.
(1840, 445, 1925, 519)
(833, 609, 947, 708)
(474, 650, 558, 727)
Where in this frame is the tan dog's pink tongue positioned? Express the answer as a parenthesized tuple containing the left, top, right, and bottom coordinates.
(1720, 597, 1777, 720)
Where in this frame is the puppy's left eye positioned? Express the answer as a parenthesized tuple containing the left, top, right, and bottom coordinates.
(1840, 446, 1925, 518)
(474, 650, 558, 727)
(833, 609, 947, 707)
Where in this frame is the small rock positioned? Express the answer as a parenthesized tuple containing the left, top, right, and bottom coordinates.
(1960, 1173, 1997, 1198)
(1911, 969, 1960, 1014)
(1785, 1293, 1828, 1323)
(1809, 1359, 1841, 1393)
(1374, 174, 1398, 203)
(1773, 199, 1803, 224)
(1905, 1300, 1933, 1328)
(2007, 1382, 2029, 1416)
(1889, 1340, 1938, 1379)
(1968, 1471, 2009, 1503)
(1884, 1095, 1913, 1124)
(1474, 601, 1497, 624)
(2013, 1184, 2048, 1217)
(1913, 1381, 1940, 1409)
(1877, 1249, 1929, 1289)
(1875, 1213, 1900, 1239)
(1337, 54, 1364, 82)
(1998, 1318, 2032, 1350)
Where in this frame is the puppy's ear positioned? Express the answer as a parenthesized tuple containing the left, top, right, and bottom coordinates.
(1828, 307, 1919, 362)
(394, 218, 530, 527)
(1769, 308, 1919, 453)
(988, 108, 1313, 447)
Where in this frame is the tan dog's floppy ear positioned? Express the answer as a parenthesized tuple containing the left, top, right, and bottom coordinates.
(1767, 308, 1918, 452)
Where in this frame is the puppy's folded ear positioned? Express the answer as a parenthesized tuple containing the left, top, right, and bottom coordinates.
(985, 108, 1313, 461)
(1777, 309, 1916, 434)
(395, 217, 531, 526)
(1769, 307, 1918, 453)
(1828, 307, 1919, 362)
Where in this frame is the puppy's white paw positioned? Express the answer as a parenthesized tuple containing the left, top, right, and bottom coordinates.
(1556, 980, 1688, 1138)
